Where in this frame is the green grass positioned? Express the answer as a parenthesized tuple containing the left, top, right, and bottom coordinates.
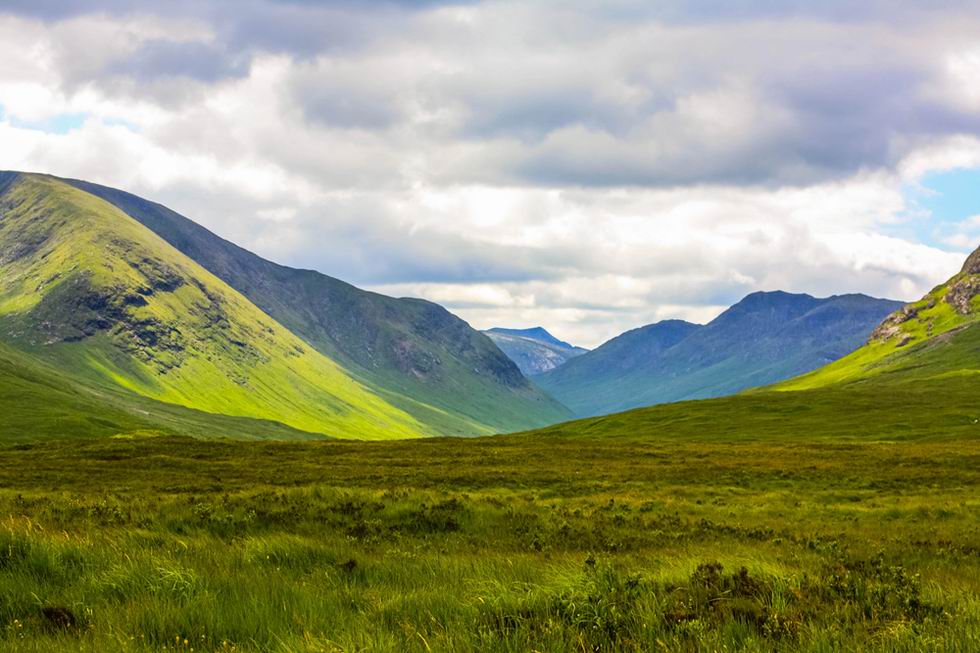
(0, 429, 978, 652)
(3, 351, 980, 652)
(4, 314, 979, 650)
(2, 372, 979, 651)
(0, 341, 329, 441)
(0, 173, 429, 440)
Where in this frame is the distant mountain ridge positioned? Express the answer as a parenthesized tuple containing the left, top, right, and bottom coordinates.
(486, 327, 582, 351)
(483, 327, 587, 376)
(529, 244, 980, 444)
(536, 290, 904, 417)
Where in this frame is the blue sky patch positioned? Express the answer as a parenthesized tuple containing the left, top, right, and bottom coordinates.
(901, 168, 980, 251)
(7, 111, 88, 134)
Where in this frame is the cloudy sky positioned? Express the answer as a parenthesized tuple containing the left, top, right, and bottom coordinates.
(1, 1, 979, 347)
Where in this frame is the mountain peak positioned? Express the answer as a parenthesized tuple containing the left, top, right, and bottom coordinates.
(486, 326, 577, 350)
(961, 245, 980, 275)
(483, 327, 587, 376)
(730, 290, 816, 309)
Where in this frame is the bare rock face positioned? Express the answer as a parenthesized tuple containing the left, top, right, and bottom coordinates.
(870, 299, 934, 342)
(945, 276, 980, 315)
(961, 246, 980, 275)
(944, 246, 980, 316)
(869, 246, 980, 344)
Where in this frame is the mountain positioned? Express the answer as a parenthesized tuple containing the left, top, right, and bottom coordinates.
(486, 327, 580, 350)
(483, 327, 588, 375)
(61, 177, 569, 436)
(525, 246, 980, 442)
(0, 172, 425, 440)
(777, 245, 980, 391)
(536, 291, 904, 417)
(0, 172, 569, 439)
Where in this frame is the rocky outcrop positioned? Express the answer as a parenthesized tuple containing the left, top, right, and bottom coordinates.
(945, 276, 980, 315)
(869, 299, 934, 343)
(868, 247, 980, 343)
(961, 246, 980, 276)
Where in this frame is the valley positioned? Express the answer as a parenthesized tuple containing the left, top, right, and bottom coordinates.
(3, 4, 979, 651)
(535, 292, 904, 418)
(2, 172, 979, 652)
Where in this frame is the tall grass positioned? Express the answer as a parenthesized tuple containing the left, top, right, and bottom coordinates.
(1, 435, 979, 651)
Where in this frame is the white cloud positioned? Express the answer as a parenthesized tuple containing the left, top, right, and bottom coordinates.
(0, 4, 977, 349)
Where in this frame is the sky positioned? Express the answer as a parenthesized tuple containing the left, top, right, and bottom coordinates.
(1, 2, 979, 348)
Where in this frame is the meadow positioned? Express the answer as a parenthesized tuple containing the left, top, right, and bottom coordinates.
(1, 420, 979, 652)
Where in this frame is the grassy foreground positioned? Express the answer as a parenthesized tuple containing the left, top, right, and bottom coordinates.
(1, 429, 979, 652)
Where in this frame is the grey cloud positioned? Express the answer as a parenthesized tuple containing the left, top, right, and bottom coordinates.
(290, 60, 410, 129)
(756, 51, 980, 174)
(7, 0, 980, 190)
(0, 0, 468, 21)
(277, 215, 583, 285)
(6, 0, 972, 24)
(416, 16, 980, 188)
(574, 0, 980, 25)
(2, 0, 473, 61)
(215, 3, 399, 59)
(147, 182, 584, 285)
(11, 0, 980, 189)
(106, 40, 248, 83)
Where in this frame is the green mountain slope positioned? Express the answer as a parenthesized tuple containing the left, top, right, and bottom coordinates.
(0, 341, 319, 442)
(483, 327, 587, 375)
(537, 292, 903, 417)
(777, 246, 980, 390)
(63, 177, 570, 435)
(0, 172, 428, 440)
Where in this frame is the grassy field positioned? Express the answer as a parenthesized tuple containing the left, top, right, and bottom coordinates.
(1, 424, 978, 652)
(3, 243, 980, 652)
